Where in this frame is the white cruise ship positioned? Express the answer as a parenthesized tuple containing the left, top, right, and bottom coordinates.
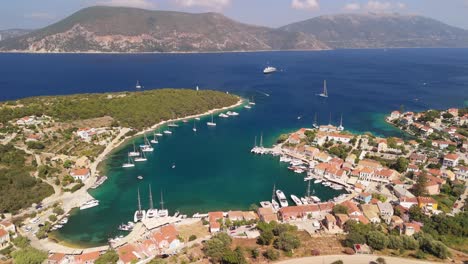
(263, 66, 277, 74)
(80, 199, 99, 210)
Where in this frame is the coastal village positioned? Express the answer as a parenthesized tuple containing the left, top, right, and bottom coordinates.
(0, 105, 467, 264)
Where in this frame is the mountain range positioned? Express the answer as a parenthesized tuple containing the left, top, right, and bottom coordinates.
(1, 6, 467, 53)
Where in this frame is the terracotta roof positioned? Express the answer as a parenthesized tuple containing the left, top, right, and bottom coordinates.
(118, 244, 138, 264)
(0, 220, 13, 228)
(0, 229, 8, 237)
(75, 251, 100, 263)
(361, 167, 374, 174)
(341, 201, 360, 214)
(48, 253, 65, 262)
(400, 196, 418, 203)
(228, 211, 244, 220)
(376, 169, 395, 178)
(325, 214, 336, 222)
(404, 223, 421, 233)
(417, 196, 437, 204)
(335, 214, 349, 223)
(208, 211, 223, 222)
(71, 168, 90, 176)
(444, 153, 459, 160)
(350, 215, 369, 224)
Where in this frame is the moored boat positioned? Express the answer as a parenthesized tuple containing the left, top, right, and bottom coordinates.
(291, 195, 303, 206)
(276, 189, 288, 207)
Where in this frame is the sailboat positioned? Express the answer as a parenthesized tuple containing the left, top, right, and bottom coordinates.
(271, 184, 280, 211)
(168, 112, 179, 127)
(141, 134, 154, 152)
(133, 189, 146, 222)
(122, 154, 135, 168)
(136, 80, 142, 89)
(249, 96, 256, 105)
(150, 133, 159, 144)
(313, 113, 319, 129)
(207, 113, 216, 126)
(337, 114, 344, 131)
(193, 120, 197, 132)
(134, 151, 147, 162)
(244, 99, 252, 109)
(158, 191, 169, 217)
(155, 130, 163, 137)
(146, 185, 158, 218)
(129, 142, 140, 157)
(317, 80, 328, 98)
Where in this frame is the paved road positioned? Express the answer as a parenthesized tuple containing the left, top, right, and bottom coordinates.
(276, 255, 440, 264)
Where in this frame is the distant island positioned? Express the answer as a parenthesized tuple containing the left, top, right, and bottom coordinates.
(1, 6, 468, 53)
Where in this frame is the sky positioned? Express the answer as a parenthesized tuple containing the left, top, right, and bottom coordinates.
(1, 0, 468, 30)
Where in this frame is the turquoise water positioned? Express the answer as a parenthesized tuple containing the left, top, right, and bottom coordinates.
(1, 49, 466, 246)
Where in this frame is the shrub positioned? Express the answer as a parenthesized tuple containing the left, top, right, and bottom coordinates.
(264, 248, 280, 261)
(188, 235, 197, 242)
(274, 232, 301, 252)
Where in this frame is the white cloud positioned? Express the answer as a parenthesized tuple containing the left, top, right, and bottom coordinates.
(25, 12, 55, 20)
(344, 3, 360, 11)
(291, 0, 320, 10)
(96, 0, 156, 9)
(175, 0, 231, 9)
(365, 1, 391, 11)
(396, 2, 406, 9)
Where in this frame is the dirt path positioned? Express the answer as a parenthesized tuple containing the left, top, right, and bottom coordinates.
(276, 255, 441, 264)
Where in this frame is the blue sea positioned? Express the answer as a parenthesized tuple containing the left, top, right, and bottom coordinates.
(1, 49, 467, 246)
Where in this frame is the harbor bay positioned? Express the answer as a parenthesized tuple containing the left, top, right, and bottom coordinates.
(1, 49, 467, 246)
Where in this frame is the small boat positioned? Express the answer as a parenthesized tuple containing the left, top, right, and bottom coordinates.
(337, 114, 344, 131)
(122, 155, 135, 168)
(249, 97, 256, 105)
(118, 223, 132, 231)
(207, 113, 216, 126)
(80, 199, 99, 210)
(301, 197, 309, 205)
(276, 189, 289, 207)
(260, 201, 272, 208)
(158, 191, 169, 217)
(219, 113, 229, 118)
(314, 179, 323, 184)
(304, 175, 314, 181)
(322, 181, 332, 187)
(297, 116, 302, 120)
(171, 163, 176, 169)
(271, 200, 280, 211)
(193, 120, 197, 132)
(168, 113, 179, 127)
(163, 130, 172, 135)
(291, 195, 303, 206)
(156, 132, 163, 137)
(136, 80, 142, 89)
(317, 80, 328, 98)
(244, 104, 252, 109)
(310, 196, 321, 203)
(195, 117, 201, 120)
(137, 175, 143, 180)
(263, 66, 277, 74)
(141, 134, 153, 152)
(58, 218, 68, 224)
(226, 111, 239, 116)
(313, 113, 319, 129)
(182, 120, 188, 123)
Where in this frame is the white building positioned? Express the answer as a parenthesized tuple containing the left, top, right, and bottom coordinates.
(70, 168, 90, 181)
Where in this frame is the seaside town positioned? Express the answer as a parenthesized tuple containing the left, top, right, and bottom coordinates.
(0, 101, 466, 264)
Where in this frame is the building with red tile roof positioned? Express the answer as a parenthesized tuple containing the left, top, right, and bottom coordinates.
(257, 207, 278, 223)
(340, 201, 361, 216)
(47, 253, 66, 264)
(118, 244, 139, 264)
(74, 251, 101, 264)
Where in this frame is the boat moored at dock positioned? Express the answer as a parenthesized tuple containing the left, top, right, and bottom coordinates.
(291, 195, 303, 206)
(275, 189, 288, 207)
(80, 199, 99, 210)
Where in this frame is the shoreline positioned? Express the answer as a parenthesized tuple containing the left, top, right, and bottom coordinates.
(38, 97, 244, 250)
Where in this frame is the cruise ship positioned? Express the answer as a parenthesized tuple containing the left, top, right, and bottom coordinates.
(263, 66, 277, 74)
(80, 199, 99, 210)
(275, 189, 289, 207)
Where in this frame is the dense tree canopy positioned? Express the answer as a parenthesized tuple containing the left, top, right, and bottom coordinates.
(0, 89, 239, 130)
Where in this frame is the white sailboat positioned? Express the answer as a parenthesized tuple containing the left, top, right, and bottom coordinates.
(337, 114, 344, 131)
(122, 154, 135, 168)
(136, 80, 142, 89)
(163, 130, 172, 135)
(271, 184, 280, 211)
(134, 151, 147, 162)
(291, 195, 303, 206)
(207, 113, 216, 126)
(317, 80, 328, 98)
(249, 96, 256, 105)
(158, 191, 169, 217)
(313, 113, 319, 129)
(134, 189, 146, 222)
(150, 133, 159, 144)
(146, 185, 158, 218)
(193, 120, 197, 132)
(129, 142, 140, 157)
(155, 131, 163, 137)
(141, 134, 154, 152)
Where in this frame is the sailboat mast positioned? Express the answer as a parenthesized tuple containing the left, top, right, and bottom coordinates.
(272, 184, 276, 201)
(307, 180, 311, 197)
(137, 188, 142, 212)
(149, 185, 154, 209)
(160, 190, 165, 210)
(254, 136, 257, 147)
(314, 113, 317, 126)
(260, 132, 263, 148)
(324, 80, 327, 96)
(340, 114, 343, 127)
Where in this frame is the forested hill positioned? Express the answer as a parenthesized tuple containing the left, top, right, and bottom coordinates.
(0, 144, 54, 213)
(0, 89, 239, 129)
